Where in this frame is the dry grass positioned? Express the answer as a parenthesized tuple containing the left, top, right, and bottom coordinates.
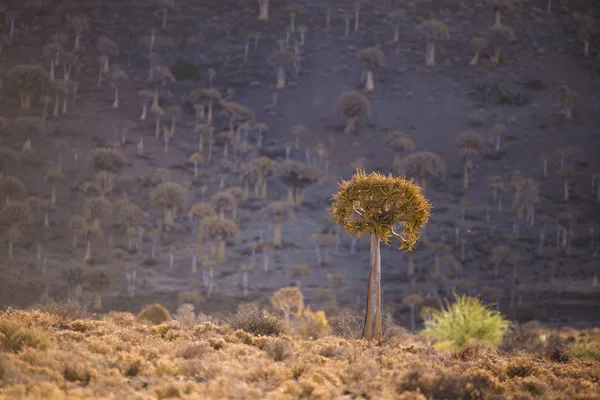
(0, 308, 598, 399)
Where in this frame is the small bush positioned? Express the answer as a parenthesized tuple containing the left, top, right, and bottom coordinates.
(506, 357, 536, 378)
(63, 364, 93, 385)
(296, 306, 329, 340)
(43, 301, 90, 322)
(228, 308, 288, 337)
(570, 341, 600, 361)
(0, 320, 51, 352)
(137, 304, 172, 325)
(329, 309, 362, 340)
(174, 304, 196, 330)
(424, 295, 511, 349)
(264, 338, 292, 361)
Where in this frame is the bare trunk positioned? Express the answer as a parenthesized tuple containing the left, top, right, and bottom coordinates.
(426, 42, 436, 66)
(84, 239, 92, 263)
(258, 0, 270, 21)
(112, 86, 119, 108)
(363, 233, 382, 341)
(469, 51, 479, 66)
(273, 223, 282, 247)
(365, 70, 374, 92)
(584, 40, 589, 56)
(495, 9, 501, 26)
(344, 116, 357, 134)
(276, 66, 285, 89)
(563, 180, 569, 202)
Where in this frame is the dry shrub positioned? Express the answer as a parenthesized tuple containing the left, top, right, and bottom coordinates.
(106, 311, 137, 327)
(137, 303, 172, 325)
(264, 337, 293, 361)
(228, 308, 288, 337)
(175, 342, 209, 360)
(124, 359, 144, 377)
(156, 383, 181, 399)
(295, 307, 329, 340)
(505, 356, 537, 378)
(329, 309, 362, 339)
(174, 304, 196, 330)
(396, 367, 500, 399)
(452, 340, 496, 362)
(63, 363, 93, 385)
(0, 320, 51, 353)
(43, 301, 90, 322)
(520, 376, 549, 396)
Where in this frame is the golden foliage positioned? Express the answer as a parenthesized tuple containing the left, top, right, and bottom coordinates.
(330, 170, 431, 250)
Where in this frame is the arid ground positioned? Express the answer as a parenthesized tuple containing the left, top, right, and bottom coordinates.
(0, 0, 599, 330)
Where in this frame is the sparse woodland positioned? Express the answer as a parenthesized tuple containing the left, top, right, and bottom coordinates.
(0, 0, 599, 397)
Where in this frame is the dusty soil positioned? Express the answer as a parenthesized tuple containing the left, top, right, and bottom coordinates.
(0, 0, 599, 328)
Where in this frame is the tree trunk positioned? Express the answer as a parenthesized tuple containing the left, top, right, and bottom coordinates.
(218, 239, 225, 261)
(365, 70, 374, 92)
(273, 222, 282, 247)
(258, 0, 269, 21)
(84, 239, 92, 263)
(363, 233, 382, 341)
(469, 51, 480, 67)
(344, 116, 357, 134)
(495, 9, 501, 26)
(542, 159, 548, 178)
(563, 180, 569, 202)
(20, 92, 32, 109)
(276, 66, 285, 89)
(426, 42, 436, 66)
(263, 250, 269, 272)
(584, 40, 589, 56)
(463, 160, 470, 189)
(112, 86, 119, 108)
(165, 208, 175, 226)
(94, 293, 102, 310)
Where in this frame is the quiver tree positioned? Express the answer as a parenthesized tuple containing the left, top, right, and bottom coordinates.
(290, 264, 311, 287)
(486, 25, 516, 64)
(238, 264, 254, 297)
(267, 50, 294, 89)
(455, 130, 485, 189)
(211, 191, 236, 219)
(96, 36, 119, 76)
(6, 65, 50, 109)
(416, 19, 450, 66)
(385, 131, 415, 154)
(254, 156, 277, 199)
(0, 176, 26, 204)
(151, 182, 186, 227)
(334, 90, 372, 134)
(114, 199, 144, 247)
(380, 7, 406, 43)
(189, 88, 221, 125)
(200, 216, 240, 261)
(186, 243, 204, 275)
(67, 14, 90, 52)
(189, 153, 205, 180)
(89, 148, 126, 193)
(257, 0, 270, 21)
(393, 151, 445, 191)
(274, 161, 321, 205)
(262, 201, 295, 247)
(573, 12, 596, 56)
(0, 201, 32, 259)
(69, 215, 86, 249)
(490, 0, 519, 26)
(221, 101, 256, 137)
(403, 294, 422, 332)
(490, 245, 510, 279)
(469, 36, 488, 66)
(331, 170, 432, 342)
(86, 268, 113, 310)
(559, 85, 578, 120)
(83, 223, 104, 264)
(83, 196, 112, 230)
(488, 123, 506, 152)
(310, 232, 337, 266)
(12, 116, 41, 151)
(44, 167, 65, 205)
(558, 164, 578, 202)
(147, 65, 176, 112)
(259, 241, 274, 272)
(271, 286, 304, 322)
(358, 47, 386, 93)
(109, 65, 128, 108)
(42, 42, 63, 81)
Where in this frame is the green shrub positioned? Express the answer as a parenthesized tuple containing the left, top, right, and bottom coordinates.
(424, 295, 510, 349)
(570, 341, 600, 361)
(169, 59, 201, 81)
(0, 320, 51, 352)
(137, 304, 172, 325)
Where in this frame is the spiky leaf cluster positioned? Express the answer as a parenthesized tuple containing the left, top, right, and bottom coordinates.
(221, 102, 256, 124)
(200, 216, 240, 240)
(6, 65, 50, 93)
(274, 161, 321, 188)
(188, 87, 221, 104)
(211, 191, 236, 214)
(89, 148, 126, 174)
(330, 170, 431, 250)
(393, 151, 445, 180)
(83, 196, 112, 222)
(96, 36, 119, 56)
(0, 201, 32, 226)
(334, 90, 372, 119)
(417, 19, 451, 40)
(358, 47, 386, 68)
(151, 182, 186, 208)
(386, 131, 415, 152)
(114, 199, 144, 228)
(1, 176, 26, 199)
(189, 202, 216, 219)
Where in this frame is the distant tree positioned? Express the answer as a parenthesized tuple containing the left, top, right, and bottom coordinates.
(0, 201, 31, 259)
(393, 151, 445, 191)
(417, 19, 450, 66)
(455, 130, 485, 189)
(96, 36, 119, 76)
(108, 65, 128, 108)
(469, 36, 488, 66)
(257, 0, 270, 21)
(200, 216, 240, 261)
(83, 196, 111, 230)
(262, 201, 295, 248)
(331, 170, 431, 342)
(88, 148, 126, 193)
(489, 0, 520, 26)
(67, 14, 90, 52)
(211, 191, 236, 219)
(157, 0, 175, 29)
(559, 85, 578, 120)
(558, 165, 578, 202)
(289, 264, 311, 287)
(147, 65, 176, 112)
(150, 182, 186, 227)
(44, 167, 65, 206)
(403, 294, 422, 332)
(573, 12, 596, 56)
(386, 131, 415, 154)
(238, 264, 254, 297)
(358, 47, 386, 93)
(334, 90, 372, 134)
(271, 286, 304, 322)
(274, 161, 321, 205)
(267, 50, 294, 89)
(6, 65, 50, 109)
(486, 25, 516, 64)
